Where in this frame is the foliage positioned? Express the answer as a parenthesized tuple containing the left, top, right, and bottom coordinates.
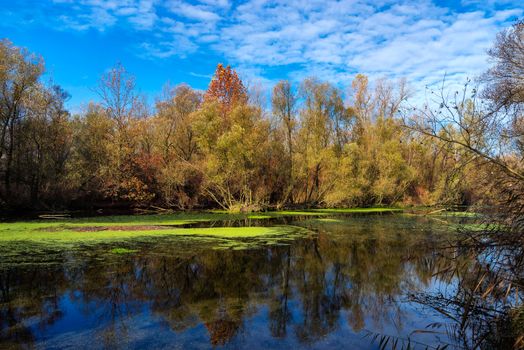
(0, 44, 484, 211)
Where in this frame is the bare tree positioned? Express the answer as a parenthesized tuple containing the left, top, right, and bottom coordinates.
(483, 20, 524, 115)
(95, 62, 138, 128)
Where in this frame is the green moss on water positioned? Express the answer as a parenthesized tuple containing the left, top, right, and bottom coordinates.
(311, 208, 403, 213)
(434, 211, 479, 218)
(313, 218, 345, 223)
(272, 210, 329, 216)
(109, 247, 138, 254)
(455, 223, 503, 231)
(0, 225, 308, 243)
(0, 207, 401, 251)
(0, 208, 389, 232)
(247, 215, 273, 219)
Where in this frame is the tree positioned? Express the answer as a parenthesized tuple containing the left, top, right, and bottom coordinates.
(153, 84, 203, 208)
(95, 63, 139, 127)
(71, 103, 112, 204)
(483, 20, 524, 114)
(90, 63, 154, 205)
(21, 85, 72, 204)
(272, 80, 297, 203)
(204, 64, 247, 116)
(193, 102, 274, 211)
(0, 39, 44, 199)
(294, 78, 340, 204)
(399, 22, 524, 348)
(326, 75, 414, 206)
(156, 84, 202, 162)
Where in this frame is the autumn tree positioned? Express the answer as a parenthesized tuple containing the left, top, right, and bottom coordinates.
(399, 23, 524, 348)
(294, 78, 343, 204)
(193, 99, 274, 211)
(153, 84, 203, 208)
(70, 103, 112, 204)
(0, 40, 44, 200)
(0, 40, 76, 208)
(95, 63, 139, 126)
(156, 84, 202, 162)
(325, 76, 414, 206)
(89, 63, 154, 205)
(204, 64, 247, 116)
(21, 85, 73, 204)
(272, 80, 297, 203)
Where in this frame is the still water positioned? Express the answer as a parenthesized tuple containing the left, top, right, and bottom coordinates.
(0, 214, 463, 349)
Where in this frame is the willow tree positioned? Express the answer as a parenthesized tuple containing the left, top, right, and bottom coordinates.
(325, 76, 414, 206)
(294, 78, 346, 204)
(153, 84, 202, 208)
(194, 102, 273, 211)
(193, 65, 274, 211)
(272, 80, 297, 203)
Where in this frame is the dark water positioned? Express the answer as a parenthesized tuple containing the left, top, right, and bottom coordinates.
(0, 214, 465, 349)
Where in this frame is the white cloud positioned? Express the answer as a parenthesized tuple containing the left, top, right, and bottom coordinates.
(13, 0, 524, 95)
(167, 1, 221, 21)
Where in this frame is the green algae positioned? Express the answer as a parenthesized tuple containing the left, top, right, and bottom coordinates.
(0, 207, 403, 254)
(0, 208, 401, 235)
(432, 211, 479, 218)
(310, 208, 403, 213)
(0, 225, 316, 267)
(109, 247, 138, 254)
(0, 225, 309, 243)
(272, 210, 330, 216)
(0, 207, 400, 240)
(247, 215, 273, 219)
(313, 218, 346, 223)
(455, 223, 503, 231)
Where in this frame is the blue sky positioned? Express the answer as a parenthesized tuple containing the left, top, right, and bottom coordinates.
(1, 0, 522, 111)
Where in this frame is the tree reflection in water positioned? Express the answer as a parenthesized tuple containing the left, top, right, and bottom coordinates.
(0, 215, 488, 349)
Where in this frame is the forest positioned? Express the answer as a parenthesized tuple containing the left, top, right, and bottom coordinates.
(2, 26, 515, 213)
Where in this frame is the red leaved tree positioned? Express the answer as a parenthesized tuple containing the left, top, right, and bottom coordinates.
(204, 64, 247, 115)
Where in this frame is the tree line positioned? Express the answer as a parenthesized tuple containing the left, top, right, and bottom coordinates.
(0, 25, 517, 211)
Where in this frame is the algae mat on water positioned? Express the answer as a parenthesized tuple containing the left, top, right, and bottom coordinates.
(0, 208, 402, 254)
(0, 225, 315, 266)
(0, 225, 312, 243)
(0, 207, 399, 230)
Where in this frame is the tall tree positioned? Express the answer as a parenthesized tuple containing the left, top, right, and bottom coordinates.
(204, 64, 247, 116)
(272, 80, 297, 203)
(0, 39, 44, 198)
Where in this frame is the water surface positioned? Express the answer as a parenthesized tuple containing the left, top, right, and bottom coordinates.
(0, 214, 464, 349)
